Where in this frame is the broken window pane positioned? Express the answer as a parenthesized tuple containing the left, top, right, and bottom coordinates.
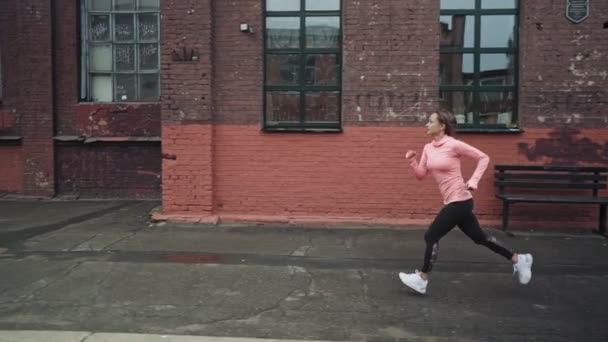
(115, 74, 136, 101)
(140, 74, 159, 101)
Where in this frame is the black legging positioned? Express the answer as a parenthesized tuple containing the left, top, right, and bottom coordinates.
(421, 199, 514, 273)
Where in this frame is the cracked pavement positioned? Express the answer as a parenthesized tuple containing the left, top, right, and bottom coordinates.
(1, 200, 608, 341)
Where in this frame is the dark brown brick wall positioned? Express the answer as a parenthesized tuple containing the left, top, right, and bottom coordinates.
(342, 1, 439, 126)
(15, 0, 55, 196)
(520, 0, 608, 128)
(213, 0, 262, 125)
(56, 142, 161, 199)
(161, 0, 214, 123)
(53, 0, 79, 136)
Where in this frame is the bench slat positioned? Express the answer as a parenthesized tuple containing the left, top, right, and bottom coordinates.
(496, 194, 608, 204)
(495, 181, 606, 189)
(495, 173, 606, 181)
(495, 165, 608, 172)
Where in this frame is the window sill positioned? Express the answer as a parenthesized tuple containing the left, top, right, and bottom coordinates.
(263, 127, 343, 133)
(456, 127, 523, 134)
(54, 136, 161, 143)
(0, 136, 22, 144)
(77, 101, 161, 105)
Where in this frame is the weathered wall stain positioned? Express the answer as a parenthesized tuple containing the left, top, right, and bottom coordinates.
(518, 128, 608, 164)
(76, 104, 161, 137)
(527, 90, 607, 113)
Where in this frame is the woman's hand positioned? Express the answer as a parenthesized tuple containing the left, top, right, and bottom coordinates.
(465, 181, 477, 191)
(405, 150, 417, 160)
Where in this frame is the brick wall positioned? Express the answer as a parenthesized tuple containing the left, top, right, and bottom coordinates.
(160, 0, 215, 214)
(158, 0, 608, 231)
(16, 0, 55, 197)
(520, 0, 608, 127)
(0, 145, 24, 194)
(56, 142, 161, 199)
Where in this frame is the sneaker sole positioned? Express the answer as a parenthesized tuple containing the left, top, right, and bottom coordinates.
(398, 273, 427, 294)
(518, 254, 533, 285)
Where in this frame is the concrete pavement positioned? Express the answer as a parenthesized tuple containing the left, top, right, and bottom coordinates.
(1, 200, 607, 341)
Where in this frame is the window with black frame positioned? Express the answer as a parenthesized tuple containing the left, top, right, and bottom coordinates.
(264, 0, 341, 131)
(81, 0, 160, 102)
(439, 0, 518, 129)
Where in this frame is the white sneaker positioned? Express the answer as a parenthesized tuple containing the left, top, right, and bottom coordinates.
(513, 253, 533, 285)
(399, 270, 428, 294)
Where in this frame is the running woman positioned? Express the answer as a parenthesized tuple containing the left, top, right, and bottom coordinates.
(400, 110, 533, 294)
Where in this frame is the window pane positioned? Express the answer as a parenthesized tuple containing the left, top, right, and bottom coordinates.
(440, 0, 475, 10)
(114, 0, 135, 10)
(90, 44, 112, 71)
(439, 53, 474, 85)
(140, 74, 159, 101)
(91, 75, 112, 102)
(266, 54, 300, 86)
(306, 17, 340, 49)
(479, 91, 514, 124)
(266, 17, 300, 49)
(266, 0, 300, 11)
(440, 15, 474, 48)
(115, 44, 135, 71)
(139, 44, 159, 70)
(440, 91, 474, 124)
(139, 14, 159, 41)
(139, 0, 160, 10)
(306, 54, 339, 86)
(306, 0, 340, 11)
(481, 15, 516, 48)
(115, 74, 136, 101)
(305, 92, 339, 123)
(89, 15, 110, 41)
(88, 0, 111, 11)
(266, 92, 300, 123)
(481, 0, 517, 9)
(115, 14, 135, 41)
(480, 53, 515, 86)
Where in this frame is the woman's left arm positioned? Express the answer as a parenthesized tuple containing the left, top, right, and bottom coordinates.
(454, 140, 490, 190)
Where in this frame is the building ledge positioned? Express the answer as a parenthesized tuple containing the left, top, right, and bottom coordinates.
(54, 136, 161, 143)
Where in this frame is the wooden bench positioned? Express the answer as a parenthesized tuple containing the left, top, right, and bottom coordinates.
(494, 165, 608, 235)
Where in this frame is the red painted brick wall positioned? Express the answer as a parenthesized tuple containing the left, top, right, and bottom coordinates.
(208, 125, 604, 230)
(0, 145, 23, 194)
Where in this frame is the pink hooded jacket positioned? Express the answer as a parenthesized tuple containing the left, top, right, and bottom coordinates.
(409, 135, 490, 204)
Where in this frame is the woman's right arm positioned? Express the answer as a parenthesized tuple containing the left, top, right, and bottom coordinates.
(408, 145, 428, 180)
